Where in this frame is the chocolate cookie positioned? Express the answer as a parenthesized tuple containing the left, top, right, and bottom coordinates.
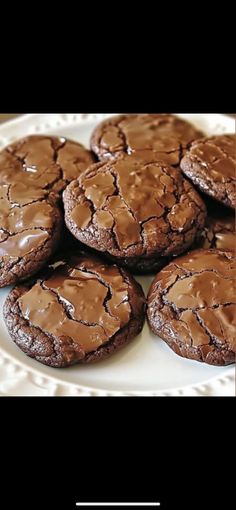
(147, 250, 236, 366)
(197, 215, 235, 252)
(0, 135, 95, 287)
(180, 134, 236, 209)
(90, 114, 204, 165)
(4, 254, 146, 367)
(0, 194, 62, 287)
(63, 155, 207, 266)
(0, 135, 95, 203)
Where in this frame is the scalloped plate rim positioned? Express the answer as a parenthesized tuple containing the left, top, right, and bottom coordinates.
(0, 348, 234, 396)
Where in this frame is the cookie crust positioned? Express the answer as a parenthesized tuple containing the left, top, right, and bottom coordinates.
(0, 135, 94, 287)
(91, 114, 204, 164)
(4, 255, 146, 367)
(180, 134, 236, 209)
(63, 156, 206, 260)
(147, 249, 236, 366)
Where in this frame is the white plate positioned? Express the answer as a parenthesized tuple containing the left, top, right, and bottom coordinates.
(0, 114, 235, 396)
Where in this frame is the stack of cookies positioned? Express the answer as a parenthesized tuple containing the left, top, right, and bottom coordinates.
(1, 114, 235, 368)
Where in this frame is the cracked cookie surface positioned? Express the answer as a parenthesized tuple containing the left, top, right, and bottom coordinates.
(196, 215, 235, 252)
(4, 254, 146, 367)
(63, 155, 206, 262)
(90, 114, 204, 164)
(147, 249, 236, 366)
(180, 134, 236, 209)
(0, 135, 95, 287)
